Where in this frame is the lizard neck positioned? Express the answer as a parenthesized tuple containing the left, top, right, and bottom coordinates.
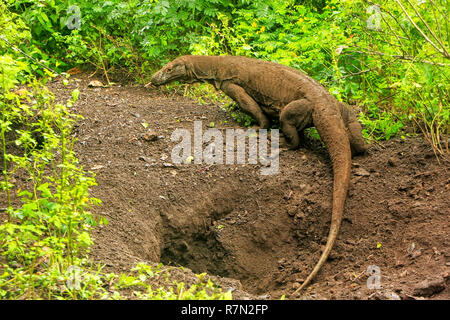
(185, 56, 221, 81)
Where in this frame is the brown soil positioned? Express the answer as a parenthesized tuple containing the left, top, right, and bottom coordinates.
(3, 74, 449, 299)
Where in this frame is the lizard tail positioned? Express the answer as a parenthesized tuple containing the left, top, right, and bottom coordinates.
(293, 105, 352, 295)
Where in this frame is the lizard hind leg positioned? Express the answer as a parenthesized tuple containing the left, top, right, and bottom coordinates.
(280, 99, 314, 149)
(347, 119, 367, 156)
(339, 103, 367, 156)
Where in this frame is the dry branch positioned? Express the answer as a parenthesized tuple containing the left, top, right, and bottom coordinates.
(394, 0, 449, 59)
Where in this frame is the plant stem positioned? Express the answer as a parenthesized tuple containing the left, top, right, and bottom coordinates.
(1, 65, 11, 211)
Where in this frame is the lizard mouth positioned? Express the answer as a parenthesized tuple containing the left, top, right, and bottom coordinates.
(150, 73, 165, 86)
(151, 73, 184, 86)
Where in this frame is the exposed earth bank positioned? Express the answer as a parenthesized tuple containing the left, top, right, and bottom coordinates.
(16, 75, 450, 299)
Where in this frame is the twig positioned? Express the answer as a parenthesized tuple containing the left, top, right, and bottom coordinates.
(351, 269, 367, 282)
(347, 49, 450, 67)
(430, 1, 444, 50)
(412, 117, 441, 164)
(375, 92, 398, 105)
(255, 199, 262, 214)
(382, 7, 412, 41)
(379, 6, 407, 50)
(359, 20, 406, 46)
(404, 0, 449, 57)
(429, 0, 449, 22)
(337, 58, 399, 80)
(0, 35, 59, 75)
(394, 0, 449, 58)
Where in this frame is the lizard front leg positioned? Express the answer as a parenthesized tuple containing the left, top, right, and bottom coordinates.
(220, 82, 270, 129)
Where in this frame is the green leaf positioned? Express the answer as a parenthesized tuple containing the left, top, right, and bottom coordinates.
(71, 89, 80, 102)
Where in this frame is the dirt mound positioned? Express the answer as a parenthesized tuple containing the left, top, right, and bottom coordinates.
(7, 75, 449, 300)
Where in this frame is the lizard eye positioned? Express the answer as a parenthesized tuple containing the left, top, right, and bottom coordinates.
(167, 67, 172, 72)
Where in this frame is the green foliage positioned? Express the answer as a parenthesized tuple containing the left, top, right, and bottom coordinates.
(341, 0, 448, 152)
(4, 0, 447, 147)
(222, 102, 256, 128)
(5, 0, 258, 81)
(0, 53, 231, 299)
(116, 264, 232, 300)
(0, 54, 106, 297)
(359, 110, 404, 141)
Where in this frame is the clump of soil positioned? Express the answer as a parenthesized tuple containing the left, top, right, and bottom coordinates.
(2, 74, 449, 299)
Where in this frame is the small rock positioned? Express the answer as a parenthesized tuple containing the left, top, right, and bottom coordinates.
(88, 80, 103, 87)
(142, 131, 158, 142)
(385, 292, 401, 300)
(287, 207, 298, 217)
(350, 282, 359, 290)
(388, 157, 397, 167)
(295, 211, 305, 220)
(432, 247, 440, 256)
(90, 165, 105, 170)
(328, 252, 341, 261)
(354, 168, 370, 176)
(399, 270, 408, 277)
(413, 279, 446, 297)
(395, 260, 405, 268)
(292, 261, 303, 272)
(370, 290, 401, 300)
(410, 250, 422, 259)
(162, 163, 174, 168)
(444, 273, 450, 285)
(138, 156, 150, 162)
(399, 294, 421, 300)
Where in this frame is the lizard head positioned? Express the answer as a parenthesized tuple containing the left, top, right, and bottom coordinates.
(150, 57, 189, 86)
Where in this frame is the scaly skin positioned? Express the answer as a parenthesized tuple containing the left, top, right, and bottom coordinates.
(151, 55, 367, 292)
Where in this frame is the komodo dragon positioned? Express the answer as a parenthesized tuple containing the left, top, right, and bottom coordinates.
(150, 55, 367, 293)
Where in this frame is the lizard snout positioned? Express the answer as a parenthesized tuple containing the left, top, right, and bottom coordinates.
(150, 71, 165, 86)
